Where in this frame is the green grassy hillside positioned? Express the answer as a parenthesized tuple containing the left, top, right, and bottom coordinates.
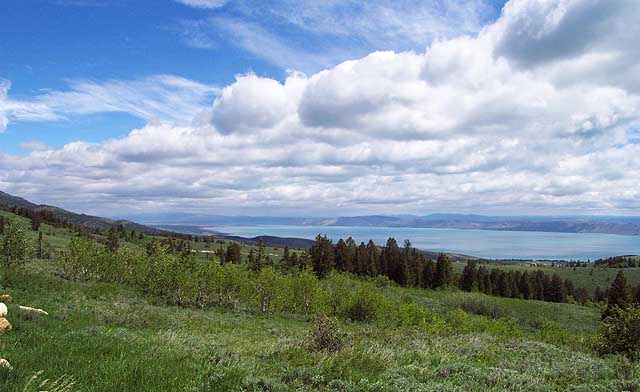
(1, 210, 639, 391)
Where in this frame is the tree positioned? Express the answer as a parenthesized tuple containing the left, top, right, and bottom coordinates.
(37, 231, 45, 259)
(477, 266, 488, 293)
(594, 286, 606, 303)
(1, 218, 32, 268)
(460, 260, 477, 292)
(335, 239, 352, 272)
(595, 305, 640, 360)
(433, 253, 452, 288)
(225, 243, 242, 264)
(518, 271, 532, 299)
(310, 235, 335, 277)
(548, 273, 566, 303)
(106, 227, 119, 253)
(603, 270, 629, 319)
(254, 266, 280, 314)
(365, 240, 379, 276)
(422, 259, 435, 288)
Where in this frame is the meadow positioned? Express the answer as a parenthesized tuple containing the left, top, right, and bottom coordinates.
(1, 210, 639, 391)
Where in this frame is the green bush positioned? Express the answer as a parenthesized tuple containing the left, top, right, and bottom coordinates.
(343, 285, 387, 322)
(595, 306, 640, 360)
(0, 218, 32, 269)
(459, 297, 512, 319)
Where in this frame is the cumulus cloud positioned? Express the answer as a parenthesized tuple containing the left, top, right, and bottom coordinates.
(2, 0, 640, 216)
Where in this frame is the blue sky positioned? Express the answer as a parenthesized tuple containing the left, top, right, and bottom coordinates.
(1, 0, 639, 217)
(0, 0, 507, 153)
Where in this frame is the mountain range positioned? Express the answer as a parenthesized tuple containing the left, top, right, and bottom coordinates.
(128, 212, 640, 236)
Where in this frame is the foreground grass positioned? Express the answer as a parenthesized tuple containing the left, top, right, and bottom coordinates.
(1, 261, 639, 391)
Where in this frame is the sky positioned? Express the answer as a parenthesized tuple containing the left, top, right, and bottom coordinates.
(0, 0, 639, 218)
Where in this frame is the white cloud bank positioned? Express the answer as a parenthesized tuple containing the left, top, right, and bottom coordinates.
(2, 0, 640, 216)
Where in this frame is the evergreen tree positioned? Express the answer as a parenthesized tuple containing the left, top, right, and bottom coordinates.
(433, 253, 452, 288)
(106, 227, 119, 253)
(37, 231, 45, 259)
(460, 260, 477, 292)
(335, 239, 353, 272)
(477, 266, 488, 293)
(355, 242, 368, 275)
(549, 273, 566, 303)
(603, 270, 629, 319)
(365, 240, 379, 276)
(564, 278, 575, 300)
(576, 287, 590, 305)
(497, 271, 511, 297)
(225, 243, 242, 264)
(483, 272, 493, 295)
(310, 235, 335, 277)
(422, 259, 435, 288)
(518, 271, 532, 299)
(216, 247, 227, 265)
(282, 246, 290, 264)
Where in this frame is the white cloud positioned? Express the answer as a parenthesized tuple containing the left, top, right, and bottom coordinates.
(0, 75, 219, 132)
(176, 0, 495, 73)
(174, 0, 227, 9)
(2, 0, 640, 216)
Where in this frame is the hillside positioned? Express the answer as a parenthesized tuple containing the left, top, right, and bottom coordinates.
(1, 208, 640, 390)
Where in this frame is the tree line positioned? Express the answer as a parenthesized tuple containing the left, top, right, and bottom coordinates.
(299, 235, 588, 304)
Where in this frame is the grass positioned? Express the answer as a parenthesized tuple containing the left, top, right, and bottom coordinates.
(1, 260, 638, 391)
(2, 210, 640, 391)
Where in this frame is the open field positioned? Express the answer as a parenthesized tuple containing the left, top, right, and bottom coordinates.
(1, 209, 640, 391)
(3, 261, 639, 392)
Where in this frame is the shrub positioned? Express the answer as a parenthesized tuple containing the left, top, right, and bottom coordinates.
(305, 316, 343, 352)
(595, 306, 640, 360)
(343, 285, 386, 322)
(57, 236, 105, 281)
(0, 218, 31, 269)
(459, 297, 511, 319)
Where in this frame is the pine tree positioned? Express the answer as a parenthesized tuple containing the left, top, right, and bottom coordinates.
(225, 243, 242, 264)
(477, 266, 488, 293)
(355, 242, 368, 275)
(564, 278, 575, 300)
(518, 271, 532, 299)
(603, 270, 629, 319)
(549, 274, 566, 303)
(422, 259, 435, 288)
(335, 239, 352, 272)
(497, 271, 511, 297)
(37, 231, 45, 259)
(365, 240, 379, 276)
(483, 273, 492, 295)
(460, 260, 477, 292)
(106, 227, 119, 253)
(433, 253, 452, 288)
(310, 235, 335, 277)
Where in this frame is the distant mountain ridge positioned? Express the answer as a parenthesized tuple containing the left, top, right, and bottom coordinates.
(0, 190, 172, 236)
(132, 212, 640, 236)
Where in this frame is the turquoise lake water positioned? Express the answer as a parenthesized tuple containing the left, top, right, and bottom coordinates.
(206, 225, 640, 261)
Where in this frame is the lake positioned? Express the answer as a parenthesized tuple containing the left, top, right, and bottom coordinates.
(206, 225, 640, 261)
